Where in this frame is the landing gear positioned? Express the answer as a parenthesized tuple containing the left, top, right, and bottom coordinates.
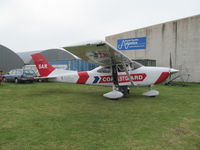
(119, 86, 130, 97)
(103, 64, 131, 100)
(103, 90, 123, 100)
(142, 85, 159, 97)
(103, 64, 124, 100)
(15, 78, 19, 83)
(103, 86, 130, 100)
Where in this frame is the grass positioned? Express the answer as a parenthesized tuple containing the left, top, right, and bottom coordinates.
(0, 82, 200, 150)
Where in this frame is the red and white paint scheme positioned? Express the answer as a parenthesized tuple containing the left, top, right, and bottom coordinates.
(31, 41, 178, 99)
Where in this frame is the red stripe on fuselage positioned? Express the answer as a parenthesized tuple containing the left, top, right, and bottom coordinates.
(99, 74, 146, 83)
(154, 72, 170, 84)
(77, 72, 89, 84)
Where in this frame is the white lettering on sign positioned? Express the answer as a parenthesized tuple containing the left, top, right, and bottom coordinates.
(39, 64, 47, 69)
(118, 39, 138, 50)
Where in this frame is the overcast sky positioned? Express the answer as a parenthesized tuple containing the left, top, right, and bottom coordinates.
(0, 0, 199, 52)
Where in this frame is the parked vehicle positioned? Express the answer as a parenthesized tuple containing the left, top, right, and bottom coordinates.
(0, 75, 3, 84)
(0, 70, 4, 84)
(3, 69, 37, 83)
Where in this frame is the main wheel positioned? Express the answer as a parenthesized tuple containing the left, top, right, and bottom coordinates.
(3, 77, 7, 82)
(119, 86, 129, 97)
(15, 78, 19, 83)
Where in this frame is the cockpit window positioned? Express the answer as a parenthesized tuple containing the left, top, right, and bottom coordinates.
(117, 65, 126, 72)
(116, 62, 142, 72)
(130, 61, 143, 70)
(97, 61, 142, 73)
(97, 67, 111, 73)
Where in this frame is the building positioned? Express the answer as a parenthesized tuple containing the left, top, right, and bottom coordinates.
(106, 15, 200, 82)
(0, 45, 24, 73)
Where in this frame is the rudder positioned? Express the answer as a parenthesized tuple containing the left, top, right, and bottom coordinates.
(31, 53, 55, 77)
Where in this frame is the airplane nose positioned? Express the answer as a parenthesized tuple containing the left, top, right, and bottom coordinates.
(169, 68, 179, 73)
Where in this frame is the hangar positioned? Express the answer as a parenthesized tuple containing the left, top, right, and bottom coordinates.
(106, 15, 200, 82)
(18, 48, 98, 71)
(0, 45, 24, 73)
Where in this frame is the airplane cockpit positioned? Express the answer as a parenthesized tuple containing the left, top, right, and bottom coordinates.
(97, 66, 111, 73)
(96, 61, 142, 73)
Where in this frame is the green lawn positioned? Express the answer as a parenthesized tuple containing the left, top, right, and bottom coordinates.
(0, 82, 200, 150)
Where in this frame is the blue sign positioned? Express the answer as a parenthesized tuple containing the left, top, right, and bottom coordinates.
(117, 37, 146, 50)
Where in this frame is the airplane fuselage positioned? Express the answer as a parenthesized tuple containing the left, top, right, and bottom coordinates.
(47, 66, 171, 87)
(31, 53, 178, 99)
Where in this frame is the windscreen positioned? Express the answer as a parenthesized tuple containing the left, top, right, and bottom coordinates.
(24, 70, 35, 75)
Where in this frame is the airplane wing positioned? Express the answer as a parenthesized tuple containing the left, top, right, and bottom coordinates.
(63, 41, 139, 67)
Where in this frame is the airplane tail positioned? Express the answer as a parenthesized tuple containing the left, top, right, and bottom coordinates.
(31, 53, 55, 77)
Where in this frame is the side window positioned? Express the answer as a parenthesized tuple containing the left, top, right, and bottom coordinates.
(130, 62, 142, 70)
(24, 70, 35, 75)
(117, 64, 131, 72)
(12, 70, 16, 74)
(97, 62, 142, 74)
(117, 65, 125, 72)
(18, 70, 23, 75)
(130, 63, 135, 70)
(117, 62, 142, 72)
(24, 70, 28, 74)
(97, 67, 111, 73)
(9, 70, 13, 74)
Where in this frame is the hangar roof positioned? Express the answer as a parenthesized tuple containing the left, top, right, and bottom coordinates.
(0, 45, 24, 72)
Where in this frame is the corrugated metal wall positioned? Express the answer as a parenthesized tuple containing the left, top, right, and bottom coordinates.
(50, 59, 98, 71)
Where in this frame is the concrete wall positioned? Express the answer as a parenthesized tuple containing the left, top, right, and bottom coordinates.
(106, 15, 200, 82)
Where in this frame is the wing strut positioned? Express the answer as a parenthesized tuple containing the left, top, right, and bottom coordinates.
(112, 65, 119, 87)
(122, 63, 135, 87)
(103, 64, 124, 99)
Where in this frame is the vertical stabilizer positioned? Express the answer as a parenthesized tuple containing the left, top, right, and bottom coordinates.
(31, 53, 55, 77)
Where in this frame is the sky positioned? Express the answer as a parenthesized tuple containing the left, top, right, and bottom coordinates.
(0, 0, 199, 52)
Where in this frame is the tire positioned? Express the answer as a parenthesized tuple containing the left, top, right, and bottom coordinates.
(3, 77, 7, 82)
(15, 78, 19, 83)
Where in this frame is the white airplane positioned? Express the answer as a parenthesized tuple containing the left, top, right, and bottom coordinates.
(31, 41, 178, 100)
